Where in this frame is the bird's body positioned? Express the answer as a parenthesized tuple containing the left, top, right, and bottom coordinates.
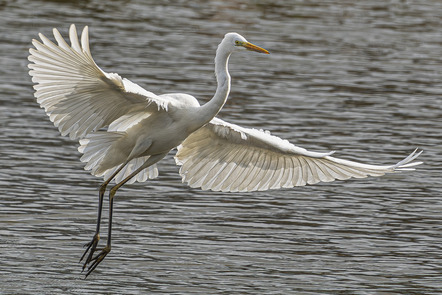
(88, 93, 199, 174)
(28, 25, 422, 277)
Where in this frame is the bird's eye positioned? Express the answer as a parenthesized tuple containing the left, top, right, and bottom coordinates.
(235, 40, 241, 46)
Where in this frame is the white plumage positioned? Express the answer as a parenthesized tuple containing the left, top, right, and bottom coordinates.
(28, 24, 422, 276)
(176, 118, 421, 192)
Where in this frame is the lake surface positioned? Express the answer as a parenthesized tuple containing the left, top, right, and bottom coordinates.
(1, 0, 441, 294)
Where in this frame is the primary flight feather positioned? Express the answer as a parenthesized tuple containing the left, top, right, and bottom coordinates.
(28, 24, 422, 277)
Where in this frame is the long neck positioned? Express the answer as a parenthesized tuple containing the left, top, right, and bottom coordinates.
(198, 45, 232, 125)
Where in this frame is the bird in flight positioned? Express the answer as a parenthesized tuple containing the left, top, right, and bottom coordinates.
(28, 24, 422, 277)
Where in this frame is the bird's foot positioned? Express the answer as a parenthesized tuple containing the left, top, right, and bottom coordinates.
(83, 246, 111, 278)
(80, 233, 100, 271)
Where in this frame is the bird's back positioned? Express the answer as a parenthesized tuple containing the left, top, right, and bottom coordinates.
(159, 93, 201, 109)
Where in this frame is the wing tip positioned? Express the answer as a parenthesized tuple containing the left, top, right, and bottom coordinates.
(393, 148, 423, 171)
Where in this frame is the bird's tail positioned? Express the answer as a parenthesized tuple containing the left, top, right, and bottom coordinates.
(78, 131, 158, 184)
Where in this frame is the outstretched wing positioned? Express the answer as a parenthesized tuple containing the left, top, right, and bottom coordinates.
(28, 24, 169, 139)
(175, 118, 422, 192)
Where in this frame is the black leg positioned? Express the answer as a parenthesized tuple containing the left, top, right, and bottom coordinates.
(83, 153, 167, 278)
(80, 161, 128, 271)
(83, 181, 119, 277)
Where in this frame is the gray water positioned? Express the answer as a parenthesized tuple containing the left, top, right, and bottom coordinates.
(1, 0, 441, 294)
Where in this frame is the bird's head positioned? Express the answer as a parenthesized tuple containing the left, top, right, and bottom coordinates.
(222, 32, 269, 55)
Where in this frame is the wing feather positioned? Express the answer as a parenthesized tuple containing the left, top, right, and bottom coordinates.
(220, 147, 252, 191)
(236, 149, 264, 191)
(28, 24, 170, 139)
(175, 118, 422, 192)
(270, 158, 285, 189)
(227, 146, 256, 191)
(206, 148, 243, 190)
(203, 146, 245, 190)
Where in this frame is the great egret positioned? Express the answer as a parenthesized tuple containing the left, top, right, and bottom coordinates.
(28, 24, 422, 277)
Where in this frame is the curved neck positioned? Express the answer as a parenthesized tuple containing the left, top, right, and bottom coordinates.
(198, 46, 232, 125)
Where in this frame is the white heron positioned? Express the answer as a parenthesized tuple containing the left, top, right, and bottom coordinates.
(28, 24, 422, 277)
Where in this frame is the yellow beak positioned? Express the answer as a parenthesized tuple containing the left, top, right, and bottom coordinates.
(242, 41, 269, 54)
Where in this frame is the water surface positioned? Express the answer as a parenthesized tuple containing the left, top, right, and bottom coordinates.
(1, 1, 441, 294)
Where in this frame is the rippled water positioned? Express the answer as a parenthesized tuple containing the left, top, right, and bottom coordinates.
(1, 0, 441, 294)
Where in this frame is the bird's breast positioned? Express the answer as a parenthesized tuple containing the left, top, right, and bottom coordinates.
(133, 110, 201, 157)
